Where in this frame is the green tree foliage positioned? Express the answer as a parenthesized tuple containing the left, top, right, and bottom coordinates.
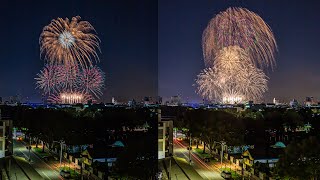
(282, 110, 304, 130)
(114, 132, 156, 179)
(276, 136, 320, 179)
(185, 109, 245, 154)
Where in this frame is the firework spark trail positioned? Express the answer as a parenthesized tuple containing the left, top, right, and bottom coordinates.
(196, 65, 268, 103)
(48, 91, 92, 104)
(195, 46, 268, 103)
(35, 66, 105, 103)
(202, 7, 277, 70)
(35, 65, 60, 95)
(79, 66, 105, 98)
(39, 16, 101, 70)
(55, 65, 79, 90)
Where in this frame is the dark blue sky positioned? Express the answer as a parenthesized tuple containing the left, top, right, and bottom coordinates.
(159, 0, 320, 103)
(0, 0, 157, 103)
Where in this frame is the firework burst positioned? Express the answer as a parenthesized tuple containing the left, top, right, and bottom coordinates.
(195, 46, 268, 103)
(78, 66, 105, 98)
(56, 66, 79, 90)
(35, 65, 60, 94)
(202, 7, 277, 69)
(39, 16, 100, 70)
(35, 65, 105, 104)
(196, 65, 268, 103)
(48, 91, 92, 104)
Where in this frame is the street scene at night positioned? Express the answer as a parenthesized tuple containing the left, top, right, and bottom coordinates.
(158, 0, 320, 180)
(0, 0, 320, 180)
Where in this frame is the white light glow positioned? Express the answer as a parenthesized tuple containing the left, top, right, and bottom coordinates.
(60, 92, 83, 104)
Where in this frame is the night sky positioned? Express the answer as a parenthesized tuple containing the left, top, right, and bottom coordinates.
(159, 0, 320, 103)
(1, 1, 320, 104)
(0, 0, 157, 103)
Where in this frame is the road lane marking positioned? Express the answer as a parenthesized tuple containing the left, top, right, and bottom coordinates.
(174, 140, 222, 179)
(14, 140, 64, 180)
(42, 171, 52, 180)
(173, 141, 211, 179)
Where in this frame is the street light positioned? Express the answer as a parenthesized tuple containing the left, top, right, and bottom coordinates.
(27, 133, 32, 162)
(214, 141, 226, 167)
(53, 140, 65, 169)
(168, 153, 173, 180)
(189, 133, 192, 164)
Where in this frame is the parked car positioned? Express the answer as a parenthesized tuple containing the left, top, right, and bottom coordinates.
(60, 170, 71, 178)
(221, 171, 232, 179)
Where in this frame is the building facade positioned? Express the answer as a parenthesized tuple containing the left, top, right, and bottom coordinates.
(158, 109, 173, 159)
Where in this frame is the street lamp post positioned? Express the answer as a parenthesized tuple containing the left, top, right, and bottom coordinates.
(169, 154, 172, 180)
(29, 134, 31, 162)
(214, 141, 226, 167)
(53, 140, 65, 169)
(189, 133, 192, 164)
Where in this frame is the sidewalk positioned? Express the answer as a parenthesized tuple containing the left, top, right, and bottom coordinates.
(30, 144, 82, 179)
(12, 156, 43, 179)
(173, 157, 203, 180)
(159, 157, 203, 180)
(190, 142, 248, 180)
(8, 156, 30, 180)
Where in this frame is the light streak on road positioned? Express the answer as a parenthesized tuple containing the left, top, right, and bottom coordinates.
(173, 139, 223, 179)
(14, 140, 64, 180)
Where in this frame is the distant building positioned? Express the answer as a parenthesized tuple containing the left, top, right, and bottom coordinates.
(290, 99, 299, 108)
(156, 96, 162, 105)
(128, 99, 137, 107)
(0, 109, 13, 158)
(158, 109, 173, 159)
(266, 103, 276, 108)
(244, 101, 254, 109)
(273, 98, 280, 105)
(305, 96, 315, 107)
(167, 95, 181, 106)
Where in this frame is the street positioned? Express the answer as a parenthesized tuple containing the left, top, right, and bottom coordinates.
(13, 139, 64, 180)
(173, 139, 223, 180)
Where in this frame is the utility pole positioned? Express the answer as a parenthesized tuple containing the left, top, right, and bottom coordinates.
(215, 141, 225, 167)
(169, 156, 172, 180)
(53, 140, 65, 169)
(59, 141, 64, 168)
(29, 135, 31, 162)
(189, 133, 192, 164)
(220, 142, 223, 166)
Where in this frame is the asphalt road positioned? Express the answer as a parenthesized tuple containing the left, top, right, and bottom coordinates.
(173, 139, 224, 180)
(13, 139, 64, 180)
